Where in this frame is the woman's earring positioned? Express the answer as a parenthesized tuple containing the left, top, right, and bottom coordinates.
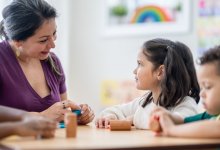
(16, 47, 21, 57)
(16, 50, 20, 57)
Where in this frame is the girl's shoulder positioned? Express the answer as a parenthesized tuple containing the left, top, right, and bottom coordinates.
(181, 96, 197, 104)
(183, 95, 195, 100)
(172, 96, 198, 110)
(136, 91, 151, 105)
(171, 96, 198, 110)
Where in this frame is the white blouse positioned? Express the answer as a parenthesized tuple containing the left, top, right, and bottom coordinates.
(97, 93, 199, 129)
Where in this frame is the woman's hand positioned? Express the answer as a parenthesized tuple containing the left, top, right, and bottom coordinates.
(95, 114, 117, 129)
(40, 100, 81, 122)
(77, 104, 95, 125)
(15, 115, 57, 138)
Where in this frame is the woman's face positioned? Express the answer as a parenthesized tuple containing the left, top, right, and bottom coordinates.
(133, 50, 160, 90)
(18, 18, 57, 60)
(198, 63, 220, 115)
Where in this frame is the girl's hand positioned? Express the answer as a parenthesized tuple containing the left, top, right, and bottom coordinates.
(40, 100, 81, 122)
(78, 104, 95, 125)
(125, 115, 134, 125)
(95, 114, 117, 129)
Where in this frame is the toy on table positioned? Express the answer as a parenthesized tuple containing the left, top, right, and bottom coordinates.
(109, 120, 131, 131)
(59, 110, 81, 128)
(65, 112, 77, 138)
(72, 109, 82, 116)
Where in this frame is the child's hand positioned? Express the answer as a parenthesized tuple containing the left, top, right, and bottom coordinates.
(125, 115, 134, 125)
(149, 111, 175, 137)
(156, 113, 175, 137)
(95, 114, 117, 129)
(149, 106, 169, 132)
(149, 115, 161, 132)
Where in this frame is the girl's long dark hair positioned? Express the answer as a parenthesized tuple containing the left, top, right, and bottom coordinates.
(142, 38, 200, 109)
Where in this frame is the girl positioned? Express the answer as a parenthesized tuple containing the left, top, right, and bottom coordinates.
(150, 46, 220, 138)
(96, 38, 200, 129)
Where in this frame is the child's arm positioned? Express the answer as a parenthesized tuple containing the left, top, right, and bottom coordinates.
(162, 119, 220, 138)
(101, 97, 140, 119)
(155, 112, 220, 138)
(0, 123, 19, 139)
(0, 106, 27, 122)
(0, 115, 57, 140)
(95, 97, 141, 128)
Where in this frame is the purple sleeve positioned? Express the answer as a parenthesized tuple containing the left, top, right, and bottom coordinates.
(50, 52, 67, 94)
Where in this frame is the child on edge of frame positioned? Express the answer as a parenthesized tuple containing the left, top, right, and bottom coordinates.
(149, 46, 220, 138)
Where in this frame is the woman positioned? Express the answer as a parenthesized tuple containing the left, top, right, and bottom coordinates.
(0, 0, 94, 124)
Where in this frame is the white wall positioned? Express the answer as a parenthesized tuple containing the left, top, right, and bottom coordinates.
(67, 0, 199, 113)
(0, 0, 10, 22)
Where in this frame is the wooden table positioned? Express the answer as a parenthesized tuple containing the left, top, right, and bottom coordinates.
(1, 125, 220, 150)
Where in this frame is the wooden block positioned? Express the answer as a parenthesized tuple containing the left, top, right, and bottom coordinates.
(109, 120, 131, 131)
(149, 118, 161, 132)
(65, 113, 77, 138)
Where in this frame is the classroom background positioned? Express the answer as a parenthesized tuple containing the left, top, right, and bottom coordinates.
(0, 0, 219, 113)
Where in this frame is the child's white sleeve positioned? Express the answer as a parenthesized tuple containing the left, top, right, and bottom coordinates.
(171, 96, 199, 118)
(98, 97, 141, 120)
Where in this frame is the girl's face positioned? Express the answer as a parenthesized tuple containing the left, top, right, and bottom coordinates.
(133, 50, 160, 90)
(18, 18, 57, 60)
(198, 63, 220, 115)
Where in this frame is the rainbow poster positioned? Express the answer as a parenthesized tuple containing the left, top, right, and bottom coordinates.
(130, 5, 172, 23)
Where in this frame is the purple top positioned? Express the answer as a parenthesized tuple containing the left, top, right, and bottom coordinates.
(0, 41, 66, 112)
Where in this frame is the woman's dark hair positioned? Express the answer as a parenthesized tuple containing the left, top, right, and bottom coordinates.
(198, 46, 220, 75)
(0, 0, 61, 75)
(141, 38, 200, 109)
(0, 0, 57, 41)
